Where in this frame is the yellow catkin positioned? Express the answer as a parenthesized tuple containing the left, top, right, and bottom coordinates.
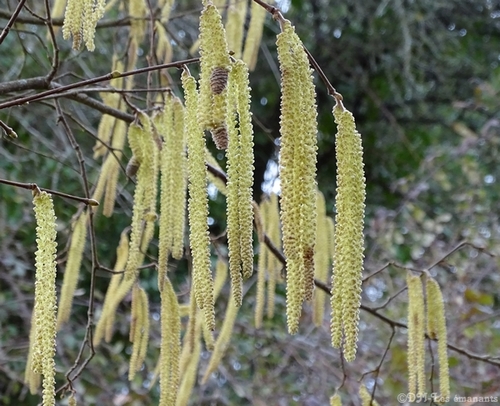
(255, 201, 267, 328)
(203, 258, 229, 350)
(159, 277, 181, 406)
(313, 191, 329, 327)
(129, 286, 151, 381)
(176, 315, 202, 406)
(225, 0, 247, 59)
(102, 121, 127, 217)
(198, 3, 231, 142)
(407, 273, 426, 396)
(31, 191, 58, 406)
(93, 229, 129, 345)
(158, 95, 175, 289)
(56, 212, 87, 329)
(94, 57, 125, 158)
(155, 21, 173, 65)
(359, 385, 380, 406)
(182, 71, 215, 332)
(160, 0, 174, 23)
(331, 101, 366, 361)
(62, 0, 106, 50)
(179, 290, 198, 377)
(201, 294, 239, 384)
(233, 60, 255, 279)
(93, 58, 127, 216)
(50, 0, 67, 36)
(426, 277, 450, 400)
(330, 394, 342, 406)
(277, 20, 318, 334)
(171, 98, 187, 260)
(129, 0, 147, 45)
(226, 59, 255, 305)
(68, 394, 77, 406)
(242, 0, 267, 70)
(137, 287, 150, 370)
(128, 285, 142, 380)
(124, 114, 159, 280)
(225, 85, 243, 305)
(24, 310, 41, 394)
(266, 192, 281, 319)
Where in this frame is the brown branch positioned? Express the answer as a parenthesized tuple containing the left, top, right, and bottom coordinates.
(0, 119, 17, 138)
(0, 57, 200, 111)
(0, 178, 98, 206)
(0, 0, 28, 45)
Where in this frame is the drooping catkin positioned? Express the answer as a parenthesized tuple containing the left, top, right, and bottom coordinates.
(225, 1, 247, 59)
(62, 0, 106, 50)
(225, 59, 255, 306)
(242, 0, 267, 70)
(176, 314, 202, 406)
(198, 3, 231, 147)
(124, 114, 159, 281)
(330, 394, 342, 406)
(68, 394, 77, 406)
(171, 98, 187, 260)
(201, 294, 239, 384)
(155, 21, 173, 65)
(159, 277, 181, 406)
(31, 190, 58, 406)
(160, 0, 174, 23)
(93, 58, 124, 159)
(129, 0, 147, 45)
(331, 100, 366, 361)
(266, 192, 281, 319)
(157, 96, 174, 289)
(233, 60, 255, 279)
(359, 384, 380, 406)
(276, 20, 318, 334)
(426, 277, 450, 400)
(313, 191, 330, 327)
(407, 273, 426, 396)
(56, 212, 87, 329)
(24, 310, 41, 394)
(129, 284, 150, 381)
(182, 70, 215, 332)
(93, 229, 129, 345)
(178, 287, 198, 379)
(254, 202, 267, 328)
(102, 117, 127, 217)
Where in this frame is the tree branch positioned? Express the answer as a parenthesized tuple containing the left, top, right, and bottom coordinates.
(0, 178, 98, 206)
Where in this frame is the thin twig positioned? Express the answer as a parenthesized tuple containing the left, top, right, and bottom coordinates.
(251, 0, 343, 101)
(0, 0, 28, 45)
(0, 57, 200, 111)
(0, 178, 98, 206)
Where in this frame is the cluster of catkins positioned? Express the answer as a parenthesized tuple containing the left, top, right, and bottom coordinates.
(26, 1, 386, 405)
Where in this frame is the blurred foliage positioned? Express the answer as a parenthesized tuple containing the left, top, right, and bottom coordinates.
(1, 0, 500, 405)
